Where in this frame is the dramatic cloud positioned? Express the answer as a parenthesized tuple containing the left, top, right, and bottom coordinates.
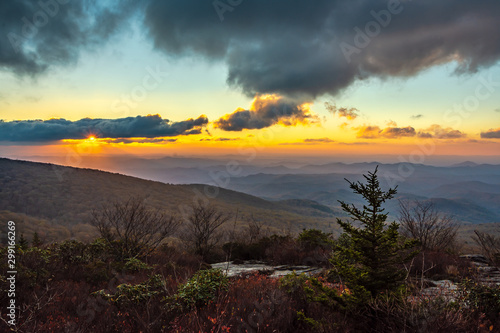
(325, 102, 359, 120)
(0, 1, 140, 75)
(0, 114, 208, 142)
(411, 114, 423, 119)
(481, 128, 500, 139)
(418, 124, 466, 139)
(144, 0, 500, 98)
(214, 94, 318, 131)
(355, 125, 416, 139)
(3, 1, 499, 100)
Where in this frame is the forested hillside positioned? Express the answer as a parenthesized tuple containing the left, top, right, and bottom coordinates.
(0, 158, 338, 242)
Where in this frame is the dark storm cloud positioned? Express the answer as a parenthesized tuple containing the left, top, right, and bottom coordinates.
(213, 95, 317, 131)
(0, 0, 140, 75)
(0, 115, 208, 142)
(144, 0, 500, 98)
(481, 128, 500, 139)
(3, 1, 500, 100)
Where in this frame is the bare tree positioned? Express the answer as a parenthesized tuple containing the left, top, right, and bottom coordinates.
(181, 204, 231, 261)
(248, 214, 264, 243)
(91, 197, 180, 259)
(398, 200, 458, 252)
(472, 230, 500, 264)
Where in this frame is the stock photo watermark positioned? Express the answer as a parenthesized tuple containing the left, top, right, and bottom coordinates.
(213, 0, 244, 22)
(4, 221, 18, 327)
(340, 0, 408, 63)
(7, 0, 70, 53)
(177, 104, 289, 220)
(443, 73, 500, 128)
(383, 71, 499, 187)
(110, 63, 170, 118)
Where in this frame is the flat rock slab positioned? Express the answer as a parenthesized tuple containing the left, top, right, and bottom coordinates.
(211, 261, 324, 278)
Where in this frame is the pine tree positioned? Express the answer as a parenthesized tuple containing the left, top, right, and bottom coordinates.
(18, 233, 29, 250)
(32, 232, 43, 247)
(331, 166, 417, 301)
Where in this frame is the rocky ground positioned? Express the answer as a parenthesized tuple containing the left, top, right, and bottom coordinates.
(212, 254, 500, 302)
(211, 260, 324, 277)
(418, 254, 500, 301)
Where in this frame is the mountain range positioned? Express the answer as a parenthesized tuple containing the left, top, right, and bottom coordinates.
(0, 158, 338, 243)
(1, 156, 499, 244)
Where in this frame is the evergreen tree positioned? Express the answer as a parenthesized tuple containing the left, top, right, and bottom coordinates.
(330, 166, 417, 301)
(32, 232, 43, 247)
(18, 233, 29, 250)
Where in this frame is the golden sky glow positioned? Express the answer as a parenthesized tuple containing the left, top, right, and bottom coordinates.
(1, 1, 499, 163)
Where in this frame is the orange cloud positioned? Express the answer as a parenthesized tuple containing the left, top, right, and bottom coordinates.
(303, 137, 336, 143)
(354, 123, 467, 140)
(355, 125, 416, 139)
(480, 128, 500, 139)
(279, 138, 372, 146)
(214, 94, 318, 131)
(417, 124, 466, 139)
(199, 137, 240, 142)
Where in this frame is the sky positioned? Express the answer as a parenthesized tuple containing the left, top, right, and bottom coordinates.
(0, 0, 499, 164)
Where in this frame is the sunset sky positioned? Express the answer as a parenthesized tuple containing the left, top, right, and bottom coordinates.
(1, 0, 499, 163)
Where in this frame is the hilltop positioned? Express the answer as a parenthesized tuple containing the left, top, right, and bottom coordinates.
(0, 158, 338, 243)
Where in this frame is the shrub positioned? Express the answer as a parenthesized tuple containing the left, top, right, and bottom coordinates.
(298, 229, 334, 251)
(17, 247, 51, 287)
(281, 273, 342, 308)
(460, 279, 500, 324)
(170, 273, 294, 333)
(407, 251, 474, 282)
(280, 273, 346, 332)
(93, 274, 165, 306)
(124, 257, 152, 272)
(169, 268, 229, 311)
(265, 235, 302, 265)
(53, 239, 87, 266)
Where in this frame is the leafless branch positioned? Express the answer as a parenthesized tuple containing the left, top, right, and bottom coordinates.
(91, 197, 180, 259)
(398, 200, 458, 252)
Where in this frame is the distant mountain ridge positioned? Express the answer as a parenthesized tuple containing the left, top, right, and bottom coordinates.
(1, 156, 499, 244)
(0, 158, 337, 242)
(220, 164, 500, 224)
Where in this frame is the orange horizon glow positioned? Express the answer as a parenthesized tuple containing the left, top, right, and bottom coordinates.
(30, 135, 498, 158)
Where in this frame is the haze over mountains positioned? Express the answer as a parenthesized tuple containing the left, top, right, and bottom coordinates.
(2, 155, 500, 235)
(0, 158, 339, 243)
(36, 155, 500, 224)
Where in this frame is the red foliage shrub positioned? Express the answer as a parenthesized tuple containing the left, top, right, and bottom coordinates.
(171, 273, 295, 332)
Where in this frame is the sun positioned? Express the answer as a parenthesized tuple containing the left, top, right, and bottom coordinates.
(88, 135, 96, 142)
